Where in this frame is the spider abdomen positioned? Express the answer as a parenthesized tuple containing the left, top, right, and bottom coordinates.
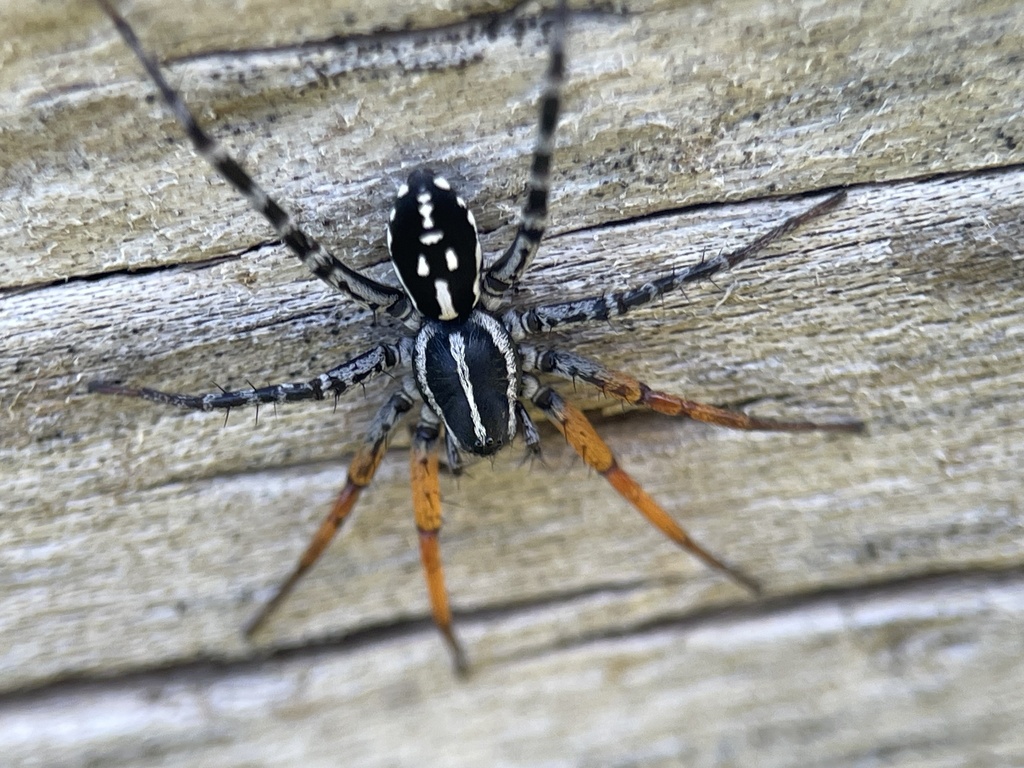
(413, 311, 521, 457)
(387, 170, 482, 322)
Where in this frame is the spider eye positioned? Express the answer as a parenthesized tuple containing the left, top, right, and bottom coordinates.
(387, 169, 482, 321)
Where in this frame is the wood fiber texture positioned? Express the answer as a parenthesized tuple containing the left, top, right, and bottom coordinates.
(2, 0, 1022, 765)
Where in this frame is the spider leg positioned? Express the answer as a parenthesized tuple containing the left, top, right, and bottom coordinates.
(243, 381, 417, 637)
(89, 339, 412, 411)
(515, 401, 543, 455)
(481, 0, 568, 303)
(521, 345, 863, 432)
(410, 407, 469, 675)
(504, 192, 847, 337)
(97, 0, 411, 322)
(522, 375, 761, 594)
(440, 429, 466, 477)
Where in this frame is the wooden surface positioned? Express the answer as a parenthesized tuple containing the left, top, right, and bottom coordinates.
(2, 0, 1023, 765)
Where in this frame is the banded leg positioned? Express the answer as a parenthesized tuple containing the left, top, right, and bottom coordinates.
(504, 192, 847, 337)
(97, 0, 411, 322)
(515, 401, 543, 455)
(523, 375, 761, 594)
(410, 407, 468, 675)
(243, 382, 417, 636)
(521, 345, 863, 432)
(89, 339, 412, 412)
(482, 0, 568, 302)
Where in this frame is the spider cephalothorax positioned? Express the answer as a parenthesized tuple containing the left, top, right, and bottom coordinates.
(93, 0, 860, 674)
(413, 307, 522, 457)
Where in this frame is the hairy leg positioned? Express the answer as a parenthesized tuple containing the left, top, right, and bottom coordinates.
(521, 345, 863, 433)
(244, 382, 417, 636)
(97, 0, 411, 321)
(522, 375, 761, 593)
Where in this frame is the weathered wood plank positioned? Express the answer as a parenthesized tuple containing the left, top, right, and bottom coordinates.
(2, 0, 1023, 764)
(2, 574, 1022, 767)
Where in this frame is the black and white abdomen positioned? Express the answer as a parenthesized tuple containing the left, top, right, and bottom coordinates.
(414, 311, 521, 457)
(388, 169, 482, 322)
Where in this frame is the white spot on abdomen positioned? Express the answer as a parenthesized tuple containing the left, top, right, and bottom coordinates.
(434, 279, 458, 320)
(419, 202, 434, 229)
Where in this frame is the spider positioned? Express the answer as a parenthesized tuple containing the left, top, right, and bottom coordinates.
(92, 0, 861, 674)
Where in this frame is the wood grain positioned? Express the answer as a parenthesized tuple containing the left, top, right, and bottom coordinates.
(2, 0, 1022, 765)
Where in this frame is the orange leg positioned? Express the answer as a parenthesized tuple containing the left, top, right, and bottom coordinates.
(244, 389, 413, 637)
(525, 377, 761, 594)
(524, 346, 863, 433)
(410, 412, 469, 675)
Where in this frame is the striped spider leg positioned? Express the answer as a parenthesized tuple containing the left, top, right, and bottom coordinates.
(503, 192, 851, 339)
(479, 0, 566, 304)
(96, 0, 413, 324)
(500, 193, 862, 594)
(89, 341, 412, 413)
